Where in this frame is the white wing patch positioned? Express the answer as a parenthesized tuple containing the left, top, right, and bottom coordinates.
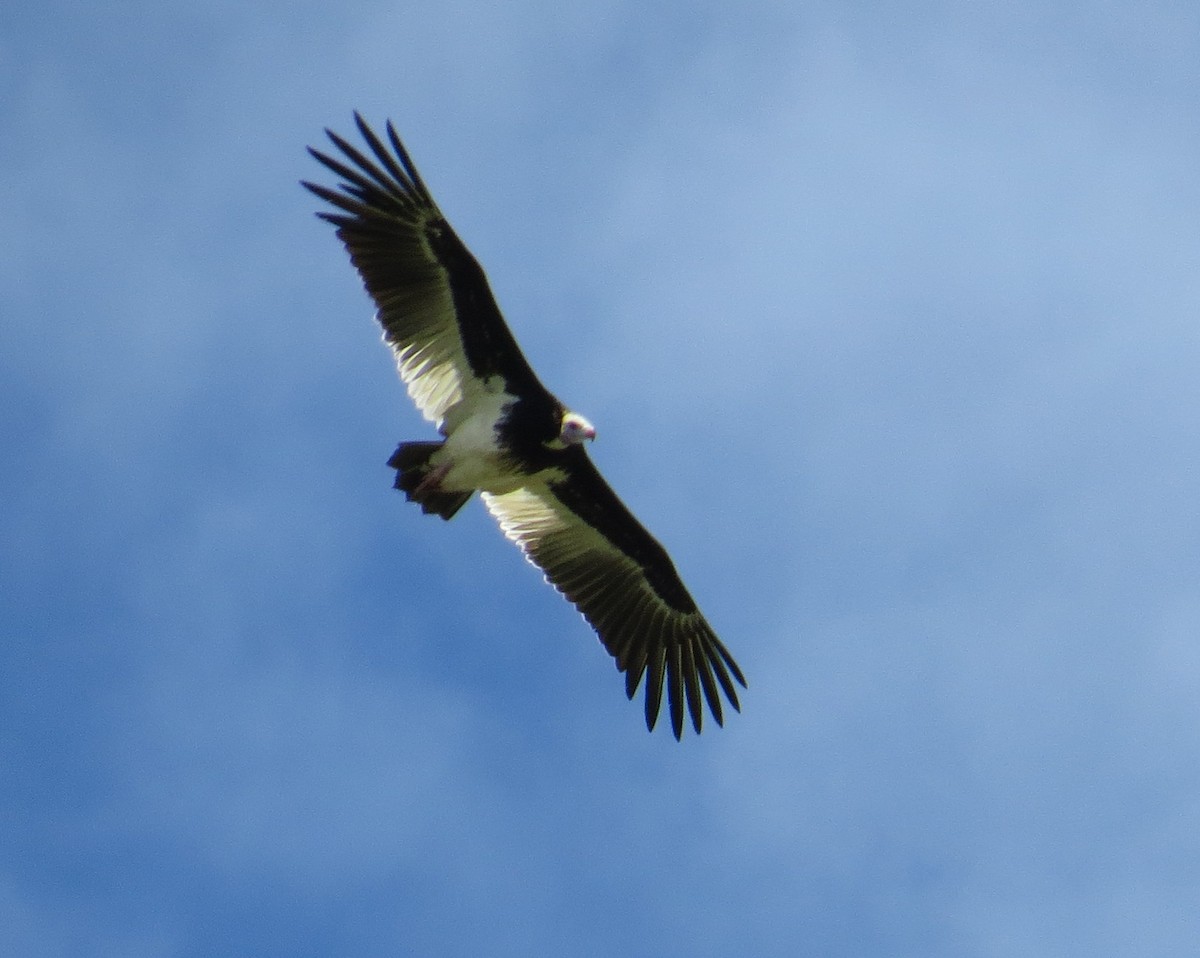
(483, 485, 574, 558)
(391, 330, 466, 429)
(377, 236, 477, 428)
(483, 484, 653, 616)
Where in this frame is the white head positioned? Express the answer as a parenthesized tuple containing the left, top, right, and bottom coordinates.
(559, 411, 596, 445)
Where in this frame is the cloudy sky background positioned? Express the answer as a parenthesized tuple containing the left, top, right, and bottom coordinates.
(3, 1, 1199, 955)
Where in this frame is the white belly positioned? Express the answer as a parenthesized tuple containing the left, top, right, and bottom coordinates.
(435, 390, 525, 494)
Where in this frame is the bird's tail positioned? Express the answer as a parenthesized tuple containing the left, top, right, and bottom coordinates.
(387, 441, 472, 520)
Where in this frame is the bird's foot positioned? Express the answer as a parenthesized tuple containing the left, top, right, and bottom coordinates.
(413, 462, 452, 497)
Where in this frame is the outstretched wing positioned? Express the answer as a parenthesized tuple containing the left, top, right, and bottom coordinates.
(483, 449, 746, 739)
(303, 114, 549, 429)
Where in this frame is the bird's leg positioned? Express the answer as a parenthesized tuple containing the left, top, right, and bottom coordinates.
(414, 462, 452, 496)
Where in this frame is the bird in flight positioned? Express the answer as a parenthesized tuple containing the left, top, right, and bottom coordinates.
(303, 115, 745, 738)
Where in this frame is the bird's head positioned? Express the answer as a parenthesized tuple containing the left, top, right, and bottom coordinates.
(559, 411, 596, 445)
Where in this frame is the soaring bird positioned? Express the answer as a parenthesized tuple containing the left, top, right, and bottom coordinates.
(304, 115, 745, 738)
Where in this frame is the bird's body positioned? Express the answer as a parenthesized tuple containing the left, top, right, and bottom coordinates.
(425, 389, 528, 495)
(304, 115, 745, 738)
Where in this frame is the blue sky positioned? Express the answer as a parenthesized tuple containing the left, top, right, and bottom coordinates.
(3, 1, 1199, 955)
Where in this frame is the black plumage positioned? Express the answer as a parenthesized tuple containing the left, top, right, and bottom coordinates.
(304, 115, 746, 738)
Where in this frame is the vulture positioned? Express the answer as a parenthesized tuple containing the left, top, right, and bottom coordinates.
(303, 115, 745, 739)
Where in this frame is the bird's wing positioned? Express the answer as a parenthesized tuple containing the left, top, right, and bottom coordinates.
(303, 114, 548, 429)
(482, 449, 745, 739)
